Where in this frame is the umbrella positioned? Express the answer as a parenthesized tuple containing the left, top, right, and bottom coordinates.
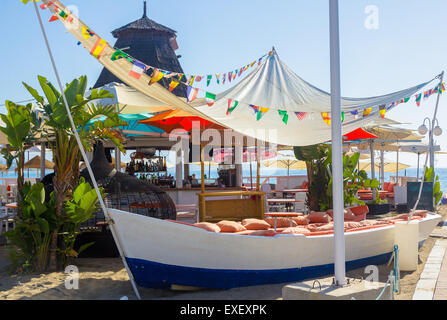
(263, 155, 307, 176)
(0, 163, 8, 171)
(398, 143, 442, 179)
(343, 128, 377, 142)
(358, 161, 410, 173)
(138, 109, 226, 133)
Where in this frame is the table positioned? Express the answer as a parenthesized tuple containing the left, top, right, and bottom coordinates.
(264, 212, 300, 231)
(267, 199, 305, 212)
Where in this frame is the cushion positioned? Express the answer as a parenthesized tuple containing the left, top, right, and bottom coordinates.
(308, 212, 332, 224)
(307, 223, 333, 232)
(264, 217, 298, 228)
(349, 205, 369, 216)
(235, 230, 277, 237)
(194, 222, 221, 233)
(301, 181, 308, 189)
(217, 221, 247, 233)
(344, 222, 363, 230)
(387, 183, 396, 193)
(241, 218, 271, 230)
(344, 209, 357, 221)
(326, 209, 349, 219)
(361, 220, 390, 227)
(414, 210, 428, 218)
(281, 227, 310, 235)
(383, 182, 390, 192)
(292, 216, 309, 226)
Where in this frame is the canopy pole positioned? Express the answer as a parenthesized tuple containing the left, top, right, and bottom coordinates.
(32, 1, 141, 300)
(417, 153, 421, 180)
(380, 150, 385, 187)
(329, 0, 346, 287)
(40, 142, 46, 180)
(200, 143, 205, 193)
(370, 141, 376, 201)
(396, 147, 399, 186)
(256, 149, 261, 192)
(430, 71, 444, 170)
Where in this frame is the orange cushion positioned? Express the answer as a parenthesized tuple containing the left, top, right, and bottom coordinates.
(344, 221, 363, 230)
(241, 219, 271, 231)
(308, 222, 334, 232)
(326, 209, 349, 219)
(216, 221, 247, 233)
(387, 183, 396, 193)
(383, 182, 390, 192)
(349, 205, 369, 216)
(281, 227, 310, 235)
(194, 222, 221, 233)
(308, 212, 332, 224)
(292, 216, 309, 226)
(264, 217, 298, 228)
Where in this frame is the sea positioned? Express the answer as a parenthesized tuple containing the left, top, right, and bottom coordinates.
(8, 166, 447, 195)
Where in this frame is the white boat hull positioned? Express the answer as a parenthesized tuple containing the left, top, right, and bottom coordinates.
(108, 209, 441, 289)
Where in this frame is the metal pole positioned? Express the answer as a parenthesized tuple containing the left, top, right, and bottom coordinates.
(417, 153, 420, 181)
(380, 150, 385, 187)
(430, 72, 444, 171)
(40, 142, 46, 179)
(396, 147, 399, 186)
(370, 141, 376, 201)
(32, 1, 141, 300)
(329, 0, 346, 287)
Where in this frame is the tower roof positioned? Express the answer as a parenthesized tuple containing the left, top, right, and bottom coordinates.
(112, 1, 176, 38)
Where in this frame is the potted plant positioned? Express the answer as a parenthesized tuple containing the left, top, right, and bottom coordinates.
(366, 190, 391, 215)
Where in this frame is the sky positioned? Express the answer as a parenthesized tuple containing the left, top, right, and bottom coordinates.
(1, 0, 447, 169)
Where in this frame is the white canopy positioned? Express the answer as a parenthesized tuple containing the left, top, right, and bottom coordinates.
(193, 51, 435, 146)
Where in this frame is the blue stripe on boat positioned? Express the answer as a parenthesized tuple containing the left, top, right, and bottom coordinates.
(126, 252, 393, 289)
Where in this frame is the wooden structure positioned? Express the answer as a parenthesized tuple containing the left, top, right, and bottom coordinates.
(94, 1, 186, 98)
(197, 144, 265, 222)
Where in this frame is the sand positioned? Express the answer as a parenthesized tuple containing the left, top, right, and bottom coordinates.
(1, 206, 446, 300)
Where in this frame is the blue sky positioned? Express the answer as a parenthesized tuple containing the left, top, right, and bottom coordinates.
(1, 0, 447, 168)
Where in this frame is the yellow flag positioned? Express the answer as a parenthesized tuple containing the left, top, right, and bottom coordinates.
(149, 69, 164, 85)
(82, 26, 93, 40)
(90, 38, 107, 59)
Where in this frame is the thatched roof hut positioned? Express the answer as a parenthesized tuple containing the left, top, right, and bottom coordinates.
(94, 1, 186, 98)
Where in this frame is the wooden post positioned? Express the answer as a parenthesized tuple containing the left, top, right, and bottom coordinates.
(200, 144, 205, 193)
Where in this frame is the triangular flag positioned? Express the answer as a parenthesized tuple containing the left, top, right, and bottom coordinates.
(257, 108, 269, 121)
(379, 105, 386, 119)
(149, 69, 164, 84)
(205, 92, 216, 106)
(178, 74, 184, 82)
(215, 74, 221, 85)
(249, 105, 260, 114)
(207, 75, 212, 87)
(187, 75, 196, 86)
(233, 70, 237, 80)
(250, 61, 256, 67)
(350, 110, 359, 120)
(222, 73, 226, 85)
(404, 97, 410, 103)
(111, 48, 130, 61)
(195, 76, 203, 83)
(295, 112, 307, 121)
(59, 10, 69, 19)
(321, 112, 331, 126)
(415, 93, 422, 107)
(341, 112, 345, 123)
(278, 110, 289, 125)
(82, 26, 94, 40)
(227, 99, 239, 115)
(186, 86, 199, 102)
(423, 91, 430, 99)
(228, 71, 233, 82)
(169, 80, 180, 92)
(363, 108, 372, 117)
(238, 68, 243, 77)
(48, 14, 59, 22)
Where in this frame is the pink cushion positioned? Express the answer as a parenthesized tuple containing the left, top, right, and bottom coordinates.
(194, 222, 221, 233)
(241, 219, 271, 231)
(217, 221, 247, 233)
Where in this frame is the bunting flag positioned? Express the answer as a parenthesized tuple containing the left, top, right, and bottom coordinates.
(250, 61, 256, 67)
(187, 75, 196, 86)
(82, 26, 94, 40)
(59, 10, 68, 19)
(90, 38, 107, 59)
(321, 112, 331, 126)
(238, 68, 243, 77)
(169, 80, 179, 92)
(227, 99, 239, 115)
(207, 75, 212, 87)
(111, 48, 131, 61)
(205, 92, 216, 106)
(222, 73, 226, 85)
(341, 112, 345, 123)
(256, 107, 269, 121)
(129, 60, 147, 80)
(233, 70, 237, 80)
(363, 107, 372, 117)
(423, 91, 430, 99)
(295, 112, 307, 121)
(249, 105, 260, 114)
(148, 69, 164, 84)
(415, 93, 422, 106)
(379, 105, 386, 119)
(178, 74, 184, 82)
(186, 86, 199, 102)
(350, 110, 359, 120)
(195, 76, 203, 83)
(48, 14, 59, 22)
(278, 110, 288, 125)
(215, 74, 221, 84)
(228, 71, 233, 82)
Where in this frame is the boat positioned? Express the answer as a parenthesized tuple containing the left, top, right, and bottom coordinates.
(108, 209, 441, 290)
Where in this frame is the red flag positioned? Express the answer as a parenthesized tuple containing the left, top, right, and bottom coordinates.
(48, 15, 59, 22)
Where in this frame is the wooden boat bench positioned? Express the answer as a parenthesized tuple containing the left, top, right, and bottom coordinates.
(197, 191, 266, 223)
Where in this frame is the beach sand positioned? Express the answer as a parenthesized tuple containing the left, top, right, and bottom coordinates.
(1, 206, 445, 300)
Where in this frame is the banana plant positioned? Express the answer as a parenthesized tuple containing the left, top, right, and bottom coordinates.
(22, 75, 127, 270)
(425, 167, 442, 206)
(0, 101, 41, 216)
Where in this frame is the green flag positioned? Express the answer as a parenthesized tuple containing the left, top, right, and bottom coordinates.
(278, 110, 289, 124)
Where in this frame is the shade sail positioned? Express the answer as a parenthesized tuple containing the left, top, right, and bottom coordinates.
(49, 0, 437, 147)
(212, 148, 277, 163)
